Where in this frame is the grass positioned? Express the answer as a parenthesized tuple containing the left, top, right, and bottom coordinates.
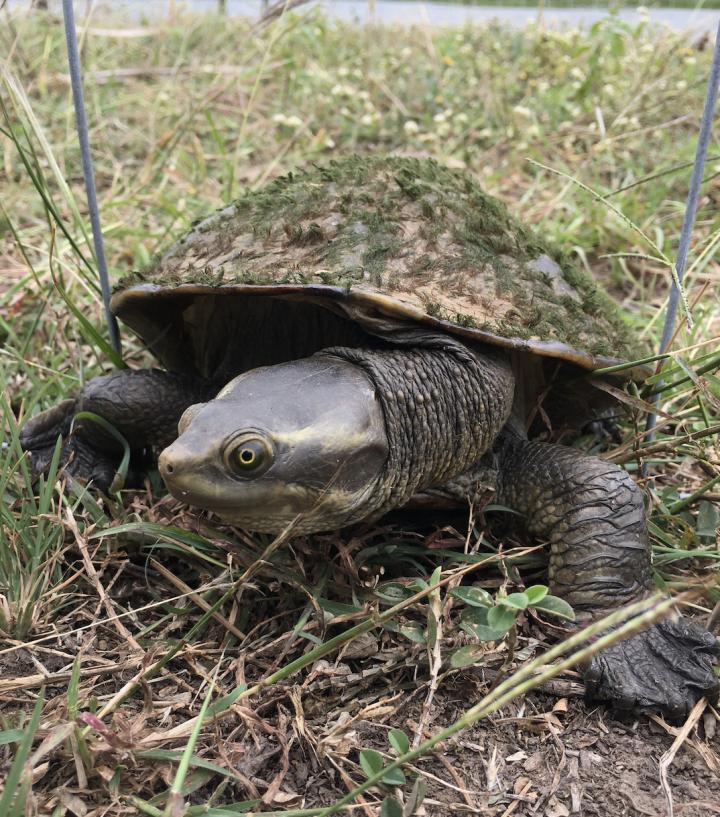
(389, 1, 720, 6)
(0, 4, 719, 815)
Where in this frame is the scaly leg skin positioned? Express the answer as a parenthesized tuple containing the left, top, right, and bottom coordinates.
(20, 369, 211, 491)
(495, 433, 719, 718)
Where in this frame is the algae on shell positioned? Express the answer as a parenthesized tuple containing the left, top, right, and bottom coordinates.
(118, 155, 640, 362)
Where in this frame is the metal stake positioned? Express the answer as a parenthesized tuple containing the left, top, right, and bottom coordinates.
(61, 0, 121, 356)
(644, 21, 720, 450)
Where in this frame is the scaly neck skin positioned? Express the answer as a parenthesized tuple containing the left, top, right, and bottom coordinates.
(323, 337, 515, 521)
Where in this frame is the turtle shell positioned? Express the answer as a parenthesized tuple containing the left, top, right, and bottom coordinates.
(112, 156, 648, 404)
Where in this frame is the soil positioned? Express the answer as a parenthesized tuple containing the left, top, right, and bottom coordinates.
(6, 632, 718, 817)
(1, 529, 718, 816)
(378, 686, 720, 816)
(234, 667, 720, 817)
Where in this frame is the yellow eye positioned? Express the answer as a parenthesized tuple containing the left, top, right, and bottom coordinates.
(226, 435, 273, 477)
(236, 445, 259, 468)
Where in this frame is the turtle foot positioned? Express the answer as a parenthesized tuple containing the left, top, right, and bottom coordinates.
(21, 401, 119, 491)
(583, 614, 719, 718)
(21, 399, 75, 474)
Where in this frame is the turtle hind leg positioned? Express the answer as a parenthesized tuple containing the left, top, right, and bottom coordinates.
(21, 369, 212, 491)
(495, 434, 719, 718)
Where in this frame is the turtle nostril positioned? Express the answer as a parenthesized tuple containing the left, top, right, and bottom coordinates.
(158, 449, 176, 476)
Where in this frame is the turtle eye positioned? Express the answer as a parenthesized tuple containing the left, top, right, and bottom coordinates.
(225, 434, 273, 478)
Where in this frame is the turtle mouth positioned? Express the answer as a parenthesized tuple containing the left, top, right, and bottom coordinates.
(158, 438, 387, 535)
(158, 429, 319, 520)
(159, 454, 322, 529)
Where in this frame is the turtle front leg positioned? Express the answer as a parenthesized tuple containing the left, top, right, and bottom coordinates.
(495, 436, 719, 718)
(21, 370, 211, 491)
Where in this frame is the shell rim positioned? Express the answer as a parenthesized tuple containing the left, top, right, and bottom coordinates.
(111, 282, 651, 381)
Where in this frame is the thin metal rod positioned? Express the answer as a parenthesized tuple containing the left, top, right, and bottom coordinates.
(62, 0, 121, 356)
(644, 21, 720, 449)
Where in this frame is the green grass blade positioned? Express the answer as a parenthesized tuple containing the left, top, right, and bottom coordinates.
(163, 675, 218, 817)
(0, 689, 44, 816)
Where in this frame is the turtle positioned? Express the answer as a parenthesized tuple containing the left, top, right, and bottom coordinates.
(21, 155, 718, 716)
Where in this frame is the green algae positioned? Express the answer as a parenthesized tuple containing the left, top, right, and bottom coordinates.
(118, 155, 639, 362)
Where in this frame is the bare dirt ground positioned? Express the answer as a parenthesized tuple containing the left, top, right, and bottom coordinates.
(2, 530, 718, 817)
(4, 652, 718, 816)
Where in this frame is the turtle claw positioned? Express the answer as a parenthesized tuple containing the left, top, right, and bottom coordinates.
(583, 614, 720, 719)
(21, 400, 76, 474)
(20, 401, 118, 491)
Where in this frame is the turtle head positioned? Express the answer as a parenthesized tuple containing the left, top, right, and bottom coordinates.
(158, 356, 388, 533)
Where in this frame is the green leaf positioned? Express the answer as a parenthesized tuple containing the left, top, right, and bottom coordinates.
(297, 630, 323, 645)
(137, 750, 248, 783)
(426, 605, 438, 649)
(381, 796, 404, 817)
(359, 749, 384, 779)
(460, 608, 509, 642)
(487, 605, 518, 632)
(72, 412, 130, 493)
(0, 730, 24, 747)
(165, 675, 218, 812)
(67, 653, 82, 720)
(480, 503, 523, 515)
(461, 622, 509, 641)
(388, 729, 410, 755)
(360, 749, 405, 786)
(501, 592, 529, 611)
(382, 767, 406, 786)
(53, 275, 124, 368)
(450, 644, 485, 668)
(532, 595, 575, 621)
(524, 585, 549, 605)
(404, 776, 427, 816)
(206, 685, 248, 719)
(450, 586, 493, 607)
(377, 583, 414, 603)
(184, 803, 260, 816)
(0, 689, 44, 817)
(697, 500, 719, 540)
(318, 598, 364, 617)
(397, 623, 427, 644)
(461, 606, 489, 625)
